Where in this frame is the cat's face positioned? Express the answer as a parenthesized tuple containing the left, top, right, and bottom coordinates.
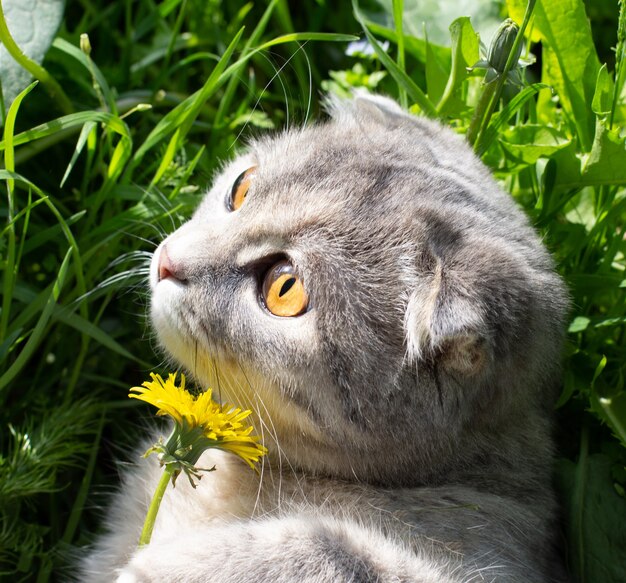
(150, 95, 567, 485)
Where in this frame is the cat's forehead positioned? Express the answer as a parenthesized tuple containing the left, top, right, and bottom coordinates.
(234, 122, 421, 216)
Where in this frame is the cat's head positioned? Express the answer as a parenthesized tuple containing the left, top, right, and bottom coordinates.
(149, 95, 568, 486)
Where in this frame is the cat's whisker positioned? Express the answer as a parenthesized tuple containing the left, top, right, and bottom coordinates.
(119, 231, 161, 250)
(300, 46, 313, 130)
(72, 267, 151, 305)
(204, 360, 280, 514)
(229, 362, 302, 509)
(231, 43, 310, 150)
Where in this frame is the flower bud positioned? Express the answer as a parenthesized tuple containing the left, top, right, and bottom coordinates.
(80, 33, 92, 56)
(487, 19, 522, 73)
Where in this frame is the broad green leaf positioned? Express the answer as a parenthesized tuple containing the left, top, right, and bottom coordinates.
(505, 0, 541, 42)
(53, 310, 145, 364)
(8, 283, 144, 364)
(425, 32, 449, 105)
(499, 124, 570, 165)
(437, 17, 479, 115)
(550, 141, 583, 191)
(581, 120, 626, 187)
(557, 454, 626, 583)
(151, 127, 182, 186)
(0, 0, 65, 106)
(368, 0, 503, 48)
(534, 0, 601, 151)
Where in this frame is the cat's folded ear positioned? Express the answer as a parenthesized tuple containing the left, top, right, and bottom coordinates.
(404, 251, 491, 377)
(324, 91, 411, 126)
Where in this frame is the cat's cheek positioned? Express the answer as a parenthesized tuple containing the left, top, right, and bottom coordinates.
(151, 285, 189, 357)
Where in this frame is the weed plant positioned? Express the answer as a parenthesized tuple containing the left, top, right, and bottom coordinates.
(0, 0, 624, 581)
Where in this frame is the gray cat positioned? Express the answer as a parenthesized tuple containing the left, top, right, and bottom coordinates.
(81, 94, 569, 582)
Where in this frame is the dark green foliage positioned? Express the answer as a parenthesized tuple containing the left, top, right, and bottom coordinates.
(0, 0, 624, 581)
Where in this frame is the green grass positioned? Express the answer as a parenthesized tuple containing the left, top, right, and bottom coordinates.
(0, 0, 624, 581)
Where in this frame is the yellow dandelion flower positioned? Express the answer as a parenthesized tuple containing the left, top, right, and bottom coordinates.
(129, 372, 267, 470)
(128, 372, 268, 547)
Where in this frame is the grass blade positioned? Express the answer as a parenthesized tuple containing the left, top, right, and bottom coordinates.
(0, 248, 72, 393)
(392, 0, 408, 108)
(353, 0, 436, 117)
(1, 81, 38, 345)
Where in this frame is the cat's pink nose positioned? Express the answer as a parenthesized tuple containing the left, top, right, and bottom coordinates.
(158, 245, 184, 282)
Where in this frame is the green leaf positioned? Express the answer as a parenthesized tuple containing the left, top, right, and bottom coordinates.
(392, 0, 407, 107)
(499, 124, 570, 165)
(550, 141, 583, 191)
(557, 454, 626, 583)
(569, 316, 591, 333)
(0, 111, 131, 150)
(592, 64, 614, 119)
(369, 0, 503, 48)
(437, 17, 479, 115)
(534, 0, 601, 151)
(60, 122, 96, 188)
(581, 120, 626, 187)
(425, 32, 449, 105)
(0, 0, 65, 106)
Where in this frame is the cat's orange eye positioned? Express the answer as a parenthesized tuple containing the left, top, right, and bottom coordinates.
(229, 166, 257, 211)
(262, 261, 309, 317)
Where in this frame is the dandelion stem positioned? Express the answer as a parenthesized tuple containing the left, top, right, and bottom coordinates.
(139, 464, 176, 546)
(466, 81, 497, 147)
